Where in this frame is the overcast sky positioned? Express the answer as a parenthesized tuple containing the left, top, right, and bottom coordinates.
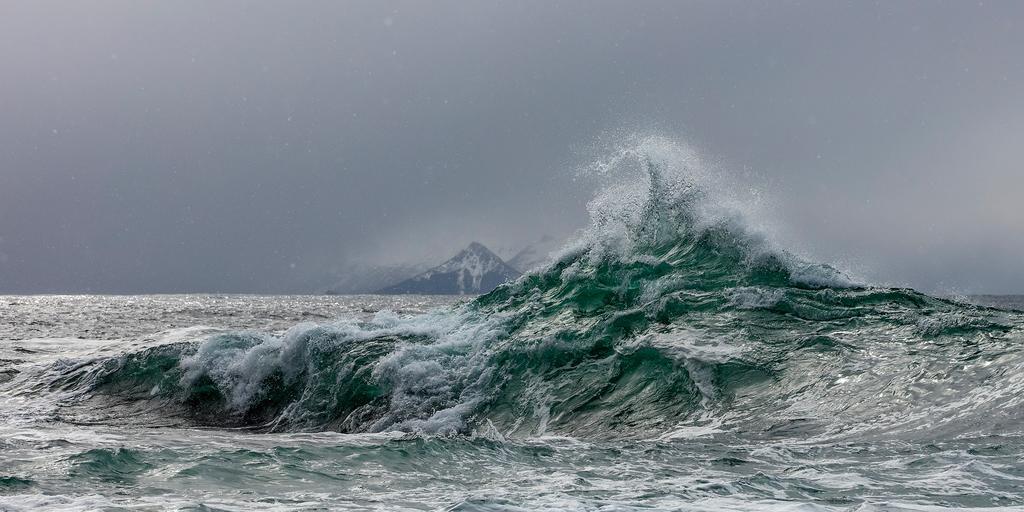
(1, 1, 1022, 294)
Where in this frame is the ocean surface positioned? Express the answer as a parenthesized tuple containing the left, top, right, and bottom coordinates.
(3, 139, 1024, 511)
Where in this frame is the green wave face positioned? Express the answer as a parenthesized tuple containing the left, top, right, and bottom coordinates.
(53, 137, 1024, 441)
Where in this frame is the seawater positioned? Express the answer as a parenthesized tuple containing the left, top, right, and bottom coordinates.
(2, 294, 1022, 511)
(3, 137, 1024, 511)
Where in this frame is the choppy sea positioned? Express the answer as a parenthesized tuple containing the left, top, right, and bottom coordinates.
(3, 139, 1024, 511)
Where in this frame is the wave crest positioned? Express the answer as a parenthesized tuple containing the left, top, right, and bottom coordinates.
(38, 136, 1024, 441)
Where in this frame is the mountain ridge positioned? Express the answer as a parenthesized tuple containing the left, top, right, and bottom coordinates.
(377, 242, 521, 295)
(507, 234, 562, 273)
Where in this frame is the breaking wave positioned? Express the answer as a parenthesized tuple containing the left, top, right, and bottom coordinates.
(31, 137, 1024, 441)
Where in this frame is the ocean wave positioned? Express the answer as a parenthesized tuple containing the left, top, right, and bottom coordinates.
(27, 136, 1024, 441)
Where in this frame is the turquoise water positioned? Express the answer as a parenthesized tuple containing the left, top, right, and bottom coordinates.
(2, 139, 1023, 511)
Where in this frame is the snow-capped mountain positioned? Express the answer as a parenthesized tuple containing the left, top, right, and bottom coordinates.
(378, 242, 521, 295)
(508, 234, 564, 273)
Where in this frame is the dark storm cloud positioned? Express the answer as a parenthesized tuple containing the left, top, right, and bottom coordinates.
(1, 1, 1021, 293)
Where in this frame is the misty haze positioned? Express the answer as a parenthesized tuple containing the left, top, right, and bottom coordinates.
(2, 2, 1024, 511)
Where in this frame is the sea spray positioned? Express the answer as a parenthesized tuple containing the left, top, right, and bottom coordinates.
(3, 138, 1024, 510)
(20, 137, 1024, 443)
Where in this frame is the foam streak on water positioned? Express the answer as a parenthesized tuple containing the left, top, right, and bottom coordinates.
(2, 138, 1024, 510)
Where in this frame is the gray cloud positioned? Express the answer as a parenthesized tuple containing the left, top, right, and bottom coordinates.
(1, 1, 1021, 293)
